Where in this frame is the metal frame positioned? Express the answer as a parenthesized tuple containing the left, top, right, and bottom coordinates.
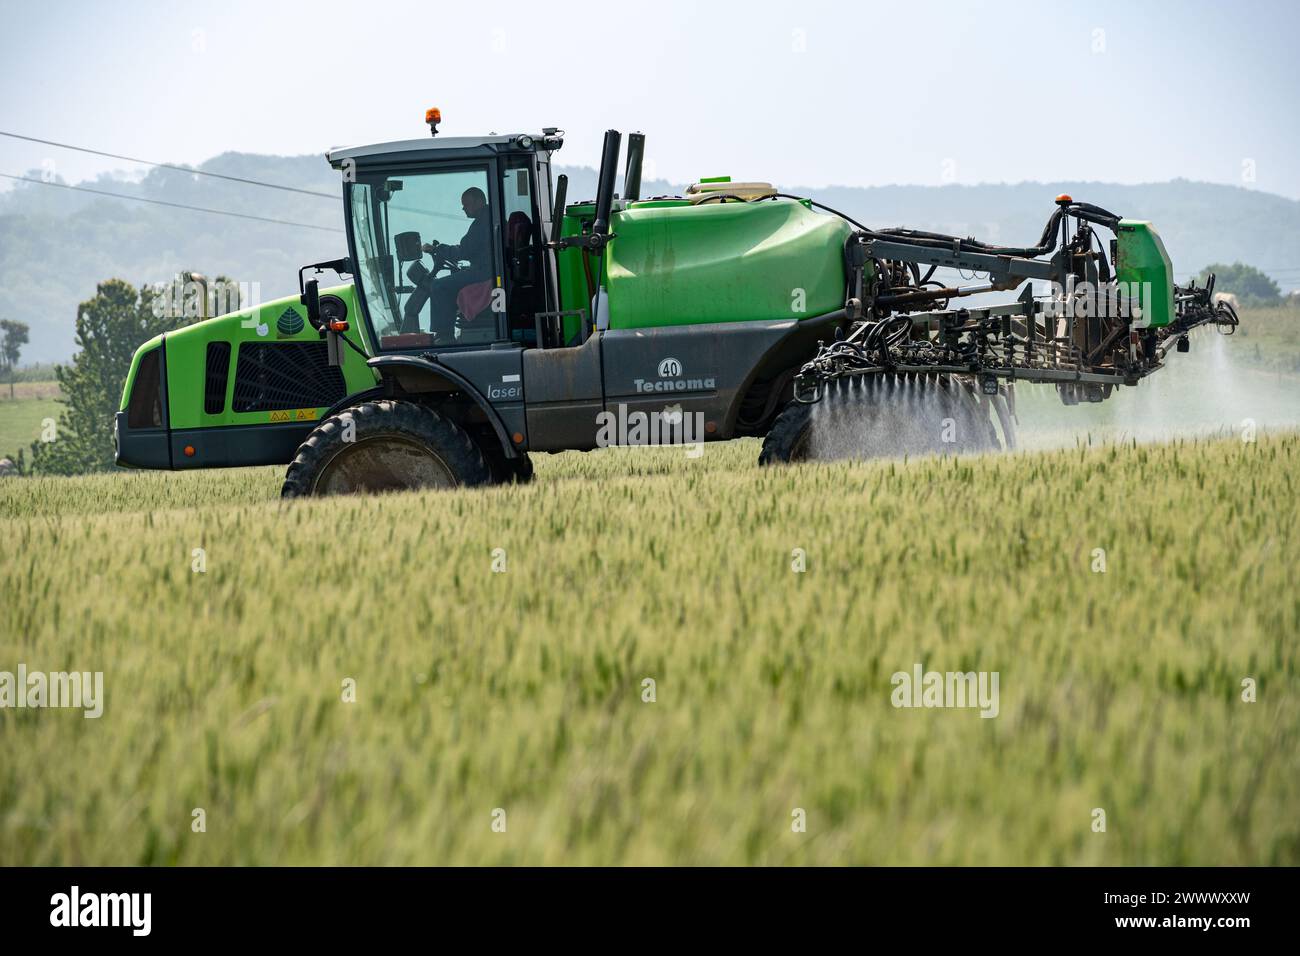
(794, 211, 1238, 405)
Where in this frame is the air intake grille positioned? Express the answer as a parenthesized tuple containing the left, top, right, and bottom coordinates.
(232, 342, 346, 413)
(204, 342, 231, 414)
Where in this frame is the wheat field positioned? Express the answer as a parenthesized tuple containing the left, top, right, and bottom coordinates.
(0, 433, 1296, 865)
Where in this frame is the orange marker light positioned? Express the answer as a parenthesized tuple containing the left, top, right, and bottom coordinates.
(425, 107, 442, 125)
(512, 432, 524, 444)
(183, 445, 196, 457)
(1056, 193, 1073, 203)
(328, 320, 349, 332)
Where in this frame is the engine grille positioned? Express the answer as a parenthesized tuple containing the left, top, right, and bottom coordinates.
(232, 342, 346, 413)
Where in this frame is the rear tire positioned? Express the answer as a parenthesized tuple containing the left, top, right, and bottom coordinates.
(758, 400, 814, 464)
(281, 399, 491, 497)
(481, 441, 534, 485)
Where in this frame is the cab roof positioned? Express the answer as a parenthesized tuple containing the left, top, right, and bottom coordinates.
(326, 133, 558, 169)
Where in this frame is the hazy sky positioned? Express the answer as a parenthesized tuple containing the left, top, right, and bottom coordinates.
(1, 0, 1298, 197)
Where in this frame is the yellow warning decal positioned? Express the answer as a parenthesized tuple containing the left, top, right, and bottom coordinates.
(268, 408, 321, 423)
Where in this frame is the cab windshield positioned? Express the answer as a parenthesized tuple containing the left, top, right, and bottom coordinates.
(349, 166, 497, 350)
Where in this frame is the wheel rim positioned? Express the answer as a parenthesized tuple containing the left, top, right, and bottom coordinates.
(312, 436, 456, 495)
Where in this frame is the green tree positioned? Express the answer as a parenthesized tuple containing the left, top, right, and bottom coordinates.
(27, 273, 243, 475)
(1196, 262, 1281, 307)
(0, 318, 30, 399)
(28, 280, 182, 475)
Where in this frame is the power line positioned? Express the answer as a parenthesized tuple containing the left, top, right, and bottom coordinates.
(0, 173, 343, 233)
(6, 128, 1297, 270)
(0, 128, 466, 226)
(1189, 265, 1300, 273)
(0, 130, 338, 200)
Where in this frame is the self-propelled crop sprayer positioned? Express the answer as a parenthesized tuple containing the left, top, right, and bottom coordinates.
(114, 114, 1238, 494)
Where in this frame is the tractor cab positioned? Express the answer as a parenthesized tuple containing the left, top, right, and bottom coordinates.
(328, 126, 566, 354)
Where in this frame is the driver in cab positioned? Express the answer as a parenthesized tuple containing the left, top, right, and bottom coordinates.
(402, 186, 492, 338)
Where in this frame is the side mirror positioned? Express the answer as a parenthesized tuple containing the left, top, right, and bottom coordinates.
(302, 277, 342, 366)
(301, 278, 321, 330)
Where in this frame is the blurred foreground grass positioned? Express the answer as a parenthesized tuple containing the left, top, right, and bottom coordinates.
(0, 434, 1296, 864)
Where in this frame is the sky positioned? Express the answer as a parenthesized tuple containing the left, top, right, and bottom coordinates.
(0, 0, 1298, 197)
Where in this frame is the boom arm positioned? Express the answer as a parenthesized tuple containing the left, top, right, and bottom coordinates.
(795, 196, 1238, 406)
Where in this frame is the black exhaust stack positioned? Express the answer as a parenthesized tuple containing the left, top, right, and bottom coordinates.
(623, 132, 645, 202)
(592, 129, 621, 237)
(551, 174, 568, 245)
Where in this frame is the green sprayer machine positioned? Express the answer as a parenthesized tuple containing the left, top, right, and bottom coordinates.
(115, 115, 1239, 495)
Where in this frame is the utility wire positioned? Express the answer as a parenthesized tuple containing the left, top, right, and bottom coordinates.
(6, 130, 1296, 274)
(0, 173, 343, 233)
(0, 129, 338, 200)
(0, 129, 465, 226)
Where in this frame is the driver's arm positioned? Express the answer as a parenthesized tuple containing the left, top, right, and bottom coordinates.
(439, 215, 490, 265)
(428, 219, 475, 262)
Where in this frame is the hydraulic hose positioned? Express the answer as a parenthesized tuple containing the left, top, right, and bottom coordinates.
(774, 192, 1122, 260)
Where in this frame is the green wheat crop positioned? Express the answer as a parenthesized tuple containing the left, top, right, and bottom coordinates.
(0, 435, 1296, 865)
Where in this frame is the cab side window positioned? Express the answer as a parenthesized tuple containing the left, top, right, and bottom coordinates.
(500, 161, 545, 343)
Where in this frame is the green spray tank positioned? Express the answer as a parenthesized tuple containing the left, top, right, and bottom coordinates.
(555, 189, 854, 337)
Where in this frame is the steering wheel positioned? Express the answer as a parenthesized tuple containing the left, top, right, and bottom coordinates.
(422, 241, 463, 274)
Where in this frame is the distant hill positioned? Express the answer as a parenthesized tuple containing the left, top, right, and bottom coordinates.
(3, 152, 1298, 362)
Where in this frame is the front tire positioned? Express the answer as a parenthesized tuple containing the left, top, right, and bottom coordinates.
(281, 399, 491, 497)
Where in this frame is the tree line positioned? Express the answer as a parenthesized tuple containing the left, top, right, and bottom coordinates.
(2, 275, 239, 475)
